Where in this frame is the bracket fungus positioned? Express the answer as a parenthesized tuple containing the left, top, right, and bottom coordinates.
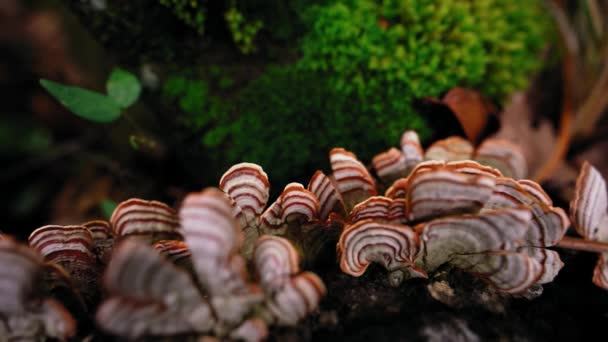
(254, 236, 326, 326)
(28, 225, 100, 306)
(337, 130, 570, 294)
(567, 162, 608, 289)
(216, 148, 376, 261)
(372, 130, 528, 185)
(110, 198, 182, 242)
(95, 188, 325, 341)
(0, 238, 76, 341)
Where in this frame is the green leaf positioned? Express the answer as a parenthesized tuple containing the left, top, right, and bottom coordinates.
(100, 199, 118, 220)
(40, 79, 122, 123)
(106, 68, 142, 108)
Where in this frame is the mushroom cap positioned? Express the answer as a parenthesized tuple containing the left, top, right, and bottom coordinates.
(474, 139, 527, 179)
(416, 208, 532, 271)
(265, 272, 326, 326)
(278, 183, 319, 224)
(98, 239, 213, 339)
(570, 162, 608, 290)
(570, 162, 608, 241)
(110, 198, 180, 238)
(424, 136, 473, 162)
(307, 170, 346, 220)
(372, 147, 407, 183)
(179, 188, 248, 297)
(254, 235, 301, 293)
(338, 219, 419, 277)
(484, 178, 569, 247)
(350, 196, 408, 224)
(406, 167, 495, 222)
(219, 162, 270, 225)
(453, 251, 540, 294)
(400, 130, 424, 166)
(330, 148, 376, 210)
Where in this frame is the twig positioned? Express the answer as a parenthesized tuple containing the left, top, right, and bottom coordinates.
(557, 236, 608, 254)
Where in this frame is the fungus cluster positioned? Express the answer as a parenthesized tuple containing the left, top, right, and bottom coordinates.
(570, 162, 608, 288)
(0, 192, 325, 341)
(216, 130, 568, 295)
(4, 129, 608, 340)
(340, 132, 568, 293)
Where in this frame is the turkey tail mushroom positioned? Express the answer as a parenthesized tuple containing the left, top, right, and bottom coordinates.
(424, 136, 473, 162)
(415, 208, 532, 271)
(28, 225, 100, 306)
(110, 198, 181, 242)
(329, 148, 376, 210)
(264, 272, 326, 326)
(474, 139, 527, 179)
(254, 235, 301, 293)
(179, 188, 263, 326)
(82, 220, 114, 266)
(338, 219, 424, 286)
(567, 162, 608, 289)
(179, 188, 247, 296)
(307, 170, 347, 221)
(400, 130, 424, 172)
(219, 162, 270, 226)
(0, 239, 76, 341)
(97, 239, 214, 339)
(406, 166, 495, 222)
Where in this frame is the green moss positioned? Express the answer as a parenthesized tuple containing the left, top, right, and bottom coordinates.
(218, 0, 554, 186)
(299, 0, 552, 101)
(227, 66, 428, 185)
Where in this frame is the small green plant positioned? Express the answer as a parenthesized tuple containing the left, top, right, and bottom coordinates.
(40, 68, 141, 123)
(225, 5, 264, 54)
(159, 0, 206, 35)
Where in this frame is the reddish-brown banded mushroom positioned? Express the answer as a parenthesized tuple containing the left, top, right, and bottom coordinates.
(329, 148, 377, 210)
(349, 196, 407, 224)
(567, 162, 608, 289)
(254, 235, 300, 293)
(372, 147, 407, 184)
(263, 272, 326, 326)
(82, 220, 114, 266)
(28, 225, 99, 306)
(97, 240, 214, 339)
(482, 178, 569, 247)
(406, 167, 495, 222)
(307, 170, 347, 220)
(0, 238, 76, 341)
(110, 198, 181, 241)
(220, 162, 270, 226)
(153, 239, 192, 268)
(424, 136, 474, 162)
(474, 139, 527, 179)
(338, 219, 423, 286)
(415, 208, 532, 271)
(179, 188, 248, 297)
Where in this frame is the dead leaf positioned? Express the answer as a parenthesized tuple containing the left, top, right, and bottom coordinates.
(418, 88, 498, 144)
(492, 92, 557, 177)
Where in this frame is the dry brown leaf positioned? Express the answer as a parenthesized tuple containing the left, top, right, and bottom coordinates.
(492, 92, 557, 177)
(420, 88, 497, 143)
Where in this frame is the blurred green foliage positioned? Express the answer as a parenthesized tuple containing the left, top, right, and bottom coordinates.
(225, 5, 263, 54)
(162, 73, 231, 148)
(159, 0, 206, 35)
(40, 68, 141, 123)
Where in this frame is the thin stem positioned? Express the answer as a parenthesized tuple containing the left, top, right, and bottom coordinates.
(556, 236, 608, 254)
